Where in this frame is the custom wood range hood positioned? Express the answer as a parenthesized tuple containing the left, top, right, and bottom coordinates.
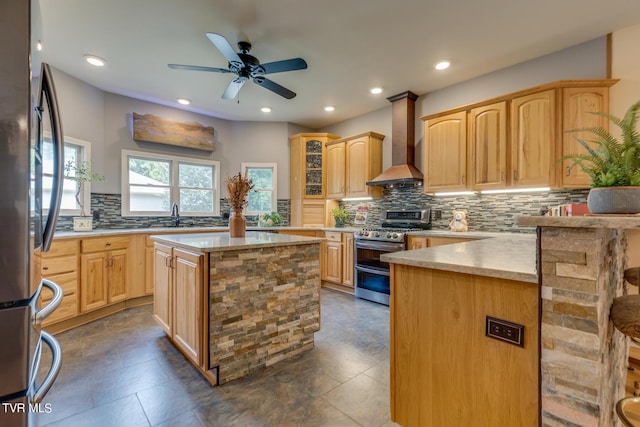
(366, 90, 423, 186)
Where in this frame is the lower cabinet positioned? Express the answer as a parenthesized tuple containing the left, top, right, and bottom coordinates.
(39, 239, 79, 326)
(321, 231, 354, 292)
(153, 243, 205, 366)
(407, 235, 474, 250)
(80, 236, 129, 313)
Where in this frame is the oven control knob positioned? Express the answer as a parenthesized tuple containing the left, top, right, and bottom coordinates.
(363, 231, 370, 237)
(374, 231, 380, 237)
(386, 232, 392, 238)
(392, 233, 399, 239)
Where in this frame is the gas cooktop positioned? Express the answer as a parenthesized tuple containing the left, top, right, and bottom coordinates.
(354, 209, 431, 243)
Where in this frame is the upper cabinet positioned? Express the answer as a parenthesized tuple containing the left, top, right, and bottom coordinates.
(326, 132, 384, 200)
(510, 90, 557, 188)
(424, 112, 467, 192)
(421, 79, 618, 193)
(289, 133, 340, 226)
(469, 102, 507, 191)
(560, 86, 609, 188)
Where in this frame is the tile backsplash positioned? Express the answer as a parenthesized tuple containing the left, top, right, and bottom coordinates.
(56, 187, 589, 233)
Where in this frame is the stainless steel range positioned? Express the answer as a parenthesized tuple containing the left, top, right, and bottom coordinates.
(354, 209, 430, 305)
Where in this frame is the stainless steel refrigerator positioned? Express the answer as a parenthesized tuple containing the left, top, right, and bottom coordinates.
(1, 0, 65, 425)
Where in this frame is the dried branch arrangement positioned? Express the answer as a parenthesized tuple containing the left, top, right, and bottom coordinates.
(225, 172, 255, 211)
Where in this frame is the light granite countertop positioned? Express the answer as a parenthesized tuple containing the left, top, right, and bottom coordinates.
(381, 233, 538, 283)
(516, 215, 640, 229)
(150, 231, 325, 252)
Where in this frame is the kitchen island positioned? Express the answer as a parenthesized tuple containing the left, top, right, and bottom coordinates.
(150, 231, 324, 385)
(381, 234, 539, 427)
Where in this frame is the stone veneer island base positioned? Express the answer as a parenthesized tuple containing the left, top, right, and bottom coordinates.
(150, 231, 323, 385)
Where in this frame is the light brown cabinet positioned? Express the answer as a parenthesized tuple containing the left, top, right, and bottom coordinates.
(326, 132, 384, 200)
(470, 102, 508, 190)
(407, 235, 428, 250)
(560, 87, 610, 188)
(407, 235, 473, 250)
(322, 232, 343, 284)
(342, 233, 354, 287)
(510, 90, 557, 188)
(80, 236, 128, 313)
(424, 112, 468, 192)
(289, 133, 340, 226)
(153, 243, 205, 366)
(39, 239, 79, 326)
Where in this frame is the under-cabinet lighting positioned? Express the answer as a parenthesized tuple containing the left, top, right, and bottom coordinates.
(480, 187, 551, 194)
(432, 191, 476, 197)
(342, 197, 373, 201)
(177, 98, 190, 105)
(84, 54, 106, 67)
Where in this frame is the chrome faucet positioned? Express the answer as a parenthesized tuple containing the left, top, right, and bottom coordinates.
(171, 203, 180, 227)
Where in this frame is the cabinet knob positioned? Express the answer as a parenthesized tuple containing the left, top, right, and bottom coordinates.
(513, 170, 518, 181)
(566, 166, 571, 176)
(500, 171, 505, 182)
(43, 266, 49, 271)
(106, 242, 112, 247)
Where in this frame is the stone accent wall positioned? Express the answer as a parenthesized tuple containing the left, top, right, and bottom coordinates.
(539, 227, 628, 426)
(208, 243, 321, 384)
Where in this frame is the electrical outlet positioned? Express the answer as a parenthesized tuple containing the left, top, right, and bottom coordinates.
(434, 209, 442, 220)
(93, 210, 100, 221)
(486, 316, 524, 347)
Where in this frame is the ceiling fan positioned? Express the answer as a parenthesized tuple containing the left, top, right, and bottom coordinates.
(168, 32, 308, 100)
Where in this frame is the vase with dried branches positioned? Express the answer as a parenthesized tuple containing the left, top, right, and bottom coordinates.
(225, 172, 254, 237)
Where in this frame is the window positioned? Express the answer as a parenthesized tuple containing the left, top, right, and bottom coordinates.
(121, 150, 220, 216)
(42, 135, 93, 216)
(242, 163, 277, 215)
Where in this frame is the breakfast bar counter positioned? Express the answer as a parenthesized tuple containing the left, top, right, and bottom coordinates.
(150, 231, 323, 385)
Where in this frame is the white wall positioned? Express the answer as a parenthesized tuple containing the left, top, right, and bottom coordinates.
(611, 24, 640, 118)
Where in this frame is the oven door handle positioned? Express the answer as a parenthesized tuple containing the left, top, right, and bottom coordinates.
(356, 265, 391, 277)
(354, 240, 404, 252)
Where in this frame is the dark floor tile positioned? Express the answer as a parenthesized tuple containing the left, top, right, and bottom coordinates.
(36, 289, 392, 427)
(322, 373, 391, 427)
(43, 395, 149, 427)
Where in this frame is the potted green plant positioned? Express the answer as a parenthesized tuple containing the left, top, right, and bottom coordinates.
(259, 211, 282, 227)
(561, 99, 640, 214)
(64, 160, 105, 231)
(330, 206, 349, 228)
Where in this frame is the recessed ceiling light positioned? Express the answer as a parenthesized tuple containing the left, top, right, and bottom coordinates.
(324, 106, 335, 112)
(434, 60, 450, 71)
(370, 87, 383, 95)
(84, 54, 106, 67)
(261, 107, 272, 113)
(36, 41, 42, 51)
(177, 98, 190, 105)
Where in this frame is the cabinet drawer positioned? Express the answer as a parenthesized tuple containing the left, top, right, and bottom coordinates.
(81, 236, 129, 253)
(40, 272, 77, 301)
(41, 293, 78, 325)
(43, 239, 78, 258)
(42, 255, 77, 275)
(325, 231, 343, 242)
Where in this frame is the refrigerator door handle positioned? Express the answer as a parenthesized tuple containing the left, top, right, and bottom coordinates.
(32, 331, 62, 403)
(39, 63, 64, 252)
(34, 279, 63, 325)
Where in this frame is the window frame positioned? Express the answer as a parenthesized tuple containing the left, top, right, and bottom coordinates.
(241, 162, 278, 216)
(43, 133, 93, 216)
(121, 149, 220, 217)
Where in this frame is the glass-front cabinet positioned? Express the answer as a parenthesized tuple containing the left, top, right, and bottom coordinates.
(304, 139, 323, 197)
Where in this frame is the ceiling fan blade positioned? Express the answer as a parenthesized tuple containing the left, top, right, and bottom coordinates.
(206, 32, 243, 67)
(253, 77, 296, 99)
(168, 64, 233, 73)
(222, 78, 246, 100)
(258, 58, 308, 75)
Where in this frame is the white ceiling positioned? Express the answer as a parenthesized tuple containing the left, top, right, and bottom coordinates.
(38, 0, 640, 129)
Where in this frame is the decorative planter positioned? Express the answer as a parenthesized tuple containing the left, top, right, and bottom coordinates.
(587, 186, 640, 214)
(334, 217, 345, 228)
(73, 217, 93, 231)
(229, 209, 246, 237)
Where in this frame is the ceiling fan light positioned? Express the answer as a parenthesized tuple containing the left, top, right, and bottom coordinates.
(324, 106, 335, 112)
(261, 107, 272, 113)
(370, 87, 383, 95)
(434, 60, 450, 71)
(84, 54, 106, 67)
(177, 98, 190, 105)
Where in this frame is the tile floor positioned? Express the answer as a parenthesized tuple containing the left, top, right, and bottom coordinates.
(36, 289, 399, 427)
